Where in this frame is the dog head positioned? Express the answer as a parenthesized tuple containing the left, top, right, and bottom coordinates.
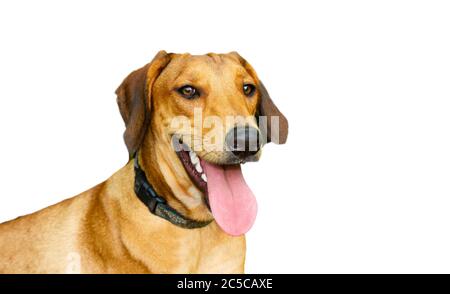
(116, 51, 288, 235)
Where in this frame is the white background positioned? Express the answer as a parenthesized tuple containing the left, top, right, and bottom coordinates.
(0, 0, 449, 273)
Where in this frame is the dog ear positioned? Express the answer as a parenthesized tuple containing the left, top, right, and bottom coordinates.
(116, 50, 172, 157)
(257, 81, 289, 144)
(229, 52, 288, 144)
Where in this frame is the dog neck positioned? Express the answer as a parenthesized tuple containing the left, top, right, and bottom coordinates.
(133, 154, 212, 228)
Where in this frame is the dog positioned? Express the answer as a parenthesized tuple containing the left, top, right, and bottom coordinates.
(0, 51, 288, 273)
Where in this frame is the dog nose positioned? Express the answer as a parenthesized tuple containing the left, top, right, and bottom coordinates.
(226, 126, 261, 161)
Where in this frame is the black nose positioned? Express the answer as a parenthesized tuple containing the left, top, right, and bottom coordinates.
(225, 126, 261, 161)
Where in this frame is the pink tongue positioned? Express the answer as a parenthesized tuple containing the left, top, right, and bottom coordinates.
(201, 159, 257, 236)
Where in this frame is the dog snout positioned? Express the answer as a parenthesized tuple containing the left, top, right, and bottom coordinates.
(225, 126, 261, 161)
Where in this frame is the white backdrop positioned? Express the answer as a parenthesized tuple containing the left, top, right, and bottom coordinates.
(0, 0, 449, 273)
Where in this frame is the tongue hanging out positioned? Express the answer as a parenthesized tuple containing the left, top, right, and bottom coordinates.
(201, 159, 258, 236)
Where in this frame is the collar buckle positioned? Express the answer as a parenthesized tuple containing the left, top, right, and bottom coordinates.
(147, 194, 166, 213)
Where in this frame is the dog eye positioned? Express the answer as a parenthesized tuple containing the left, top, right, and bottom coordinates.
(243, 84, 256, 97)
(177, 85, 199, 99)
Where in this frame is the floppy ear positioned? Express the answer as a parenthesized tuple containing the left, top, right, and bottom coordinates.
(229, 52, 288, 144)
(115, 50, 172, 157)
(257, 81, 289, 144)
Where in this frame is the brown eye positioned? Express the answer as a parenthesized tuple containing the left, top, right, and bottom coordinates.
(243, 84, 256, 97)
(178, 85, 199, 99)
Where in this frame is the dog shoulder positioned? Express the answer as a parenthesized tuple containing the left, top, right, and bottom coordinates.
(0, 183, 105, 273)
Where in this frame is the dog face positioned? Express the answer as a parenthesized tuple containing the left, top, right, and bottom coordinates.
(153, 52, 265, 164)
(116, 51, 288, 235)
(116, 51, 287, 159)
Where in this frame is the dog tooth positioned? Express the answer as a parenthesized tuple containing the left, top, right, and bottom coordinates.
(195, 162, 203, 173)
(201, 174, 208, 182)
(190, 153, 199, 165)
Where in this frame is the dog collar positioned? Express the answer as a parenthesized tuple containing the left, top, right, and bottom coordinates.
(133, 155, 212, 229)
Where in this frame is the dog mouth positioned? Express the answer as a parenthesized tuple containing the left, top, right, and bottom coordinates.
(172, 136, 258, 236)
(172, 137, 210, 208)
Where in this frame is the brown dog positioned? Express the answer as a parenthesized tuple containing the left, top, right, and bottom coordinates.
(0, 51, 288, 273)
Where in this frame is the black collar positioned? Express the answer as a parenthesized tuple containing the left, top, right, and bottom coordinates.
(133, 155, 212, 229)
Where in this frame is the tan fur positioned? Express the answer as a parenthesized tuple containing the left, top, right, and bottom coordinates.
(0, 52, 286, 273)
